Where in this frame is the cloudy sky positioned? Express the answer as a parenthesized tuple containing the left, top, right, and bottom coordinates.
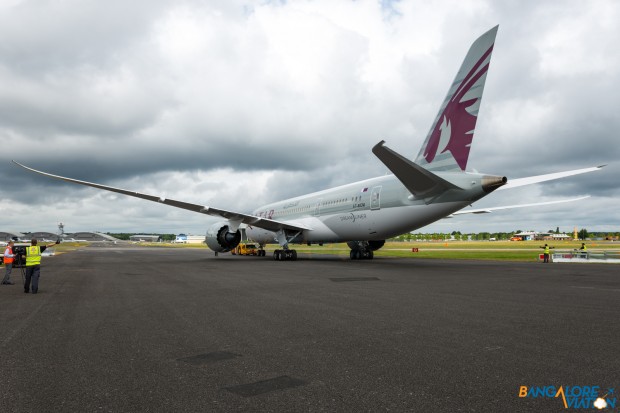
(1, 0, 618, 236)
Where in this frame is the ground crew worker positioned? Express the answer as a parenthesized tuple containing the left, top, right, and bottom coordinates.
(539, 243, 554, 263)
(579, 242, 588, 258)
(23, 238, 58, 294)
(2, 241, 16, 285)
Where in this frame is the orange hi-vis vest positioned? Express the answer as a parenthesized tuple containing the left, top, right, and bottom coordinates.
(4, 246, 14, 264)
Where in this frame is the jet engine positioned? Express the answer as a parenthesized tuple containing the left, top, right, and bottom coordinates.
(205, 222, 241, 253)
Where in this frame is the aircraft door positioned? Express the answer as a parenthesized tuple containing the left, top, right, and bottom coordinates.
(314, 198, 322, 216)
(370, 186, 382, 210)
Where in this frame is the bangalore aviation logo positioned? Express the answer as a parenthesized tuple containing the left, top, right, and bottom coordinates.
(518, 385, 616, 409)
(423, 44, 493, 171)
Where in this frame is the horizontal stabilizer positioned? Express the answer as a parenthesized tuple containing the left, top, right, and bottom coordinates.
(372, 140, 460, 198)
(449, 196, 590, 216)
(12, 161, 311, 233)
(498, 165, 606, 190)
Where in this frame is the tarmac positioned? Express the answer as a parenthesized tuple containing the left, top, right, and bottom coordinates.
(1, 244, 619, 412)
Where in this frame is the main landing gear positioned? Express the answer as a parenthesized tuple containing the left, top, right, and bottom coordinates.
(347, 241, 379, 260)
(273, 249, 298, 261)
(349, 249, 374, 260)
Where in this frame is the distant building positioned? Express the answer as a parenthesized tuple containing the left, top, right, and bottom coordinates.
(23, 231, 59, 241)
(0, 231, 26, 242)
(173, 234, 188, 243)
(514, 231, 537, 241)
(550, 233, 572, 240)
(538, 232, 572, 241)
(68, 232, 120, 242)
(511, 231, 572, 241)
(173, 234, 204, 244)
(129, 234, 161, 242)
(0, 231, 121, 243)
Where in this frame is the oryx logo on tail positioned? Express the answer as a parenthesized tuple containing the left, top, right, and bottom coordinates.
(423, 45, 493, 169)
(416, 26, 498, 172)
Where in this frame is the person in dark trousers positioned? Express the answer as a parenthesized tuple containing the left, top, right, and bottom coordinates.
(539, 243, 554, 263)
(2, 240, 16, 285)
(23, 238, 59, 294)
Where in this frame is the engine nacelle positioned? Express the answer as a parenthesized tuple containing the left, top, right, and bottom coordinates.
(205, 222, 241, 253)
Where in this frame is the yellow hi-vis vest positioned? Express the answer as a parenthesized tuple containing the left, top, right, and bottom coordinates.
(26, 246, 42, 266)
(544, 246, 550, 254)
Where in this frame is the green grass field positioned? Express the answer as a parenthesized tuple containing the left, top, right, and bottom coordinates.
(272, 240, 618, 262)
(130, 239, 620, 262)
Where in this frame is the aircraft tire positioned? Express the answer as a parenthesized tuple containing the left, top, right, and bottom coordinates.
(273, 249, 298, 261)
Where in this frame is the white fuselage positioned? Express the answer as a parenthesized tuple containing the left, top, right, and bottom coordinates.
(246, 171, 494, 245)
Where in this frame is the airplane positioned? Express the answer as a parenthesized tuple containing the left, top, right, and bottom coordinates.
(14, 26, 605, 261)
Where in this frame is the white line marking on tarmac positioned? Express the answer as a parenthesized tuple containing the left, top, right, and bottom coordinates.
(570, 286, 620, 292)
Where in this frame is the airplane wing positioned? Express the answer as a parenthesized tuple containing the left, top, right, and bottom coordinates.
(12, 161, 311, 233)
(497, 165, 606, 190)
(448, 196, 590, 216)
